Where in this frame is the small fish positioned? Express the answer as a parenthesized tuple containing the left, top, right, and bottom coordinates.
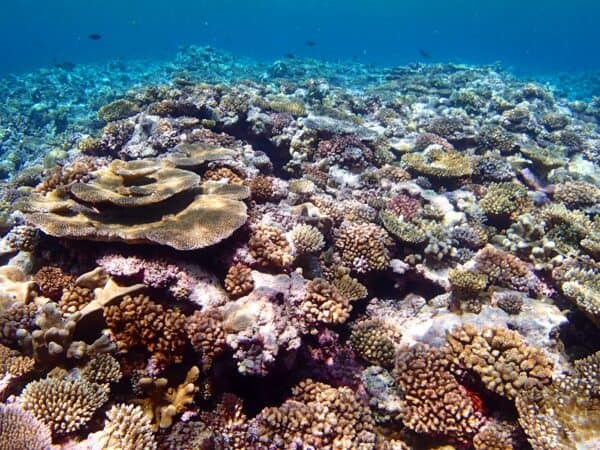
(305, 40, 317, 47)
(54, 61, 76, 71)
(88, 33, 102, 41)
(284, 53, 296, 59)
(418, 48, 432, 59)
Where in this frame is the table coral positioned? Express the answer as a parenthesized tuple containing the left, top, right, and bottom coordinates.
(444, 324, 553, 399)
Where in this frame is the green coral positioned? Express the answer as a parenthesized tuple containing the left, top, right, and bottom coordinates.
(380, 210, 427, 244)
(98, 99, 140, 122)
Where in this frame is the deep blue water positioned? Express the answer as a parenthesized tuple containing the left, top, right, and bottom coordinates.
(1, 0, 600, 76)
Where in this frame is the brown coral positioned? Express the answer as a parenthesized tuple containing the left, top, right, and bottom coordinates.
(19, 376, 108, 435)
(249, 224, 293, 268)
(0, 343, 35, 378)
(58, 285, 94, 317)
(34, 265, 74, 301)
(334, 220, 391, 273)
(104, 294, 188, 366)
(553, 180, 600, 207)
(393, 345, 485, 444)
(224, 263, 254, 299)
(248, 175, 275, 203)
(444, 324, 553, 399)
(0, 403, 52, 450)
(402, 147, 473, 178)
(186, 309, 227, 370)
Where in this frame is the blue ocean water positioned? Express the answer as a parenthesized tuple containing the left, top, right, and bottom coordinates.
(2, 0, 600, 76)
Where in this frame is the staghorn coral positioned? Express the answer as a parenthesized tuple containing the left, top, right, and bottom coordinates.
(249, 224, 293, 268)
(96, 403, 157, 450)
(18, 159, 249, 251)
(554, 258, 600, 326)
(289, 223, 325, 254)
(135, 365, 199, 429)
(198, 393, 250, 449)
(186, 309, 227, 370)
(104, 294, 188, 366)
(300, 278, 352, 329)
(414, 132, 455, 151)
(444, 324, 553, 399)
(494, 291, 525, 315)
(160, 420, 214, 450)
(256, 379, 376, 449)
(349, 318, 397, 367)
(35, 155, 107, 194)
(19, 376, 108, 435)
(386, 193, 422, 221)
(0, 403, 52, 450)
(478, 125, 517, 154)
(248, 175, 276, 203)
(1, 224, 39, 252)
(473, 420, 523, 450)
(402, 146, 473, 178)
(393, 344, 485, 445)
(224, 263, 254, 298)
(334, 220, 392, 273)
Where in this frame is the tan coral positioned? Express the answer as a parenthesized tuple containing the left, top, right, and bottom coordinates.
(135, 366, 199, 429)
(96, 403, 157, 450)
(58, 285, 94, 317)
(289, 223, 325, 254)
(166, 142, 236, 170)
(249, 224, 293, 268)
(402, 147, 473, 178)
(300, 278, 352, 328)
(79, 353, 122, 386)
(0, 403, 52, 450)
(334, 220, 392, 273)
(0, 343, 35, 378)
(349, 319, 397, 367)
(18, 159, 249, 251)
(444, 324, 553, 399)
(19, 376, 108, 435)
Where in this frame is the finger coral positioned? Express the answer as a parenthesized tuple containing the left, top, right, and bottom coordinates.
(249, 224, 293, 268)
(444, 324, 553, 399)
(186, 309, 227, 370)
(224, 263, 254, 298)
(0, 403, 52, 450)
(19, 376, 108, 435)
(300, 278, 352, 329)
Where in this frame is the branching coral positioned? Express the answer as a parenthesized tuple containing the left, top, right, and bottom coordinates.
(334, 220, 392, 273)
(315, 134, 374, 169)
(249, 224, 293, 268)
(516, 351, 600, 449)
(479, 182, 531, 221)
(135, 366, 199, 429)
(186, 309, 227, 370)
(34, 265, 74, 301)
(289, 223, 325, 254)
(553, 257, 600, 326)
(444, 324, 553, 399)
(104, 294, 188, 366)
(96, 403, 157, 450)
(349, 318, 397, 367)
(0, 343, 35, 378)
(79, 353, 122, 386)
(224, 263, 254, 298)
(19, 376, 108, 435)
(0, 403, 52, 450)
(256, 379, 376, 448)
(300, 278, 352, 329)
(393, 344, 485, 445)
(553, 180, 600, 207)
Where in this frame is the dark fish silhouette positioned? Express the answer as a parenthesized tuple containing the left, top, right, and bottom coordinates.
(88, 33, 102, 41)
(418, 48, 432, 59)
(284, 53, 296, 59)
(54, 61, 76, 71)
(305, 40, 317, 47)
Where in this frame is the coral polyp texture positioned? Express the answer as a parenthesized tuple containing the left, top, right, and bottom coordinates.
(1, 45, 599, 448)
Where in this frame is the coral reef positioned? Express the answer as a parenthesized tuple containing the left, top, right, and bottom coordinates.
(0, 403, 52, 450)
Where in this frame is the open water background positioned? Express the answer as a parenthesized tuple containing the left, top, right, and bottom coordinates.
(1, 1, 599, 76)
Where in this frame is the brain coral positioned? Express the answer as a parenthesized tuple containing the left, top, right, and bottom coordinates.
(19, 376, 108, 435)
(18, 158, 249, 250)
(444, 324, 553, 399)
(0, 403, 52, 450)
